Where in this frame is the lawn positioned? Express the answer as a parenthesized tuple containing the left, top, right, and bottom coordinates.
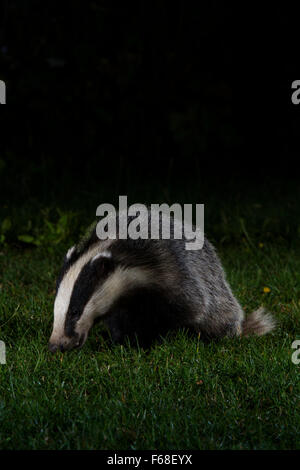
(0, 178, 299, 450)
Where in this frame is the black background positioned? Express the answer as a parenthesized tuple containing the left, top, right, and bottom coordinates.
(0, 1, 299, 205)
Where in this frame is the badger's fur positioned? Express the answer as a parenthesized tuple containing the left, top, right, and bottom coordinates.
(49, 212, 275, 352)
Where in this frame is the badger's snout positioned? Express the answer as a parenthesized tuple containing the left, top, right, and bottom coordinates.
(48, 342, 61, 353)
(48, 341, 75, 353)
(48, 333, 85, 353)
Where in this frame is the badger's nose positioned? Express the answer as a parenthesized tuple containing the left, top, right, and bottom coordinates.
(48, 342, 59, 353)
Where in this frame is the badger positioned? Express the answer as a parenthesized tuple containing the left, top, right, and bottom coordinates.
(49, 211, 275, 352)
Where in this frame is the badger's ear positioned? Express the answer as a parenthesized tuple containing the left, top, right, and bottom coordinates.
(91, 251, 114, 277)
(62, 245, 76, 267)
(66, 245, 76, 260)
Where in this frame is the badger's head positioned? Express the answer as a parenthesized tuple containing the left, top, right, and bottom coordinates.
(49, 242, 117, 352)
(49, 242, 152, 353)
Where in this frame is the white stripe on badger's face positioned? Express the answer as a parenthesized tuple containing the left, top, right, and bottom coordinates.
(50, 241, 113, 345)
(75, 265, 153, 337)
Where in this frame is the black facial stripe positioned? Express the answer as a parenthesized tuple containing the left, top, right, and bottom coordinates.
(56, 233, 100, 293)
(64, 255, 114, 337)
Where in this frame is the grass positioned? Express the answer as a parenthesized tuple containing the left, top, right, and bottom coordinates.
(0, 180, 300, 450)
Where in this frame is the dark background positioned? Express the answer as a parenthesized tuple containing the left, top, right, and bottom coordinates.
(0, 1, 299, 223)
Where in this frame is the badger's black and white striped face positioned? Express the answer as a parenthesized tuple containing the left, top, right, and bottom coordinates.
(49, 241, 153, 353)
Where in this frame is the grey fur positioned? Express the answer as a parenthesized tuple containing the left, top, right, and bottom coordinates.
(49, 211, 275, 352)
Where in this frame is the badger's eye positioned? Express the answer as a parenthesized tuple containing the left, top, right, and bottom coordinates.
(69, 307, 80, 318)
(91, 254, 114, 277)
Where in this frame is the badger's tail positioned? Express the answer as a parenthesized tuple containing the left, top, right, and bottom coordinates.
(242, 307, 276, 336)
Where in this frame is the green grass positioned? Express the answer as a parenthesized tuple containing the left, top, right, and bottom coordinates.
(0, 183, 300, 449)
(0, 239, 299, 449)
